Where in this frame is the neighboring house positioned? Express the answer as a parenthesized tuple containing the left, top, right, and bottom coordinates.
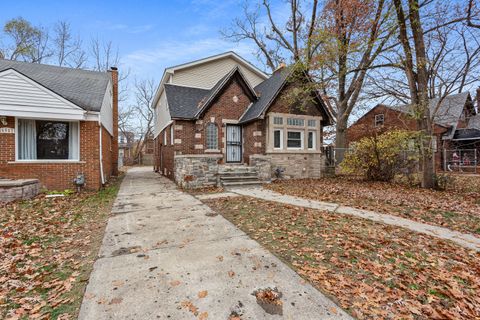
(347, 92, 478, 170)
(152, 51, 334, 188)
(0, 59, 118, 190)
(119, 131, 135, 167)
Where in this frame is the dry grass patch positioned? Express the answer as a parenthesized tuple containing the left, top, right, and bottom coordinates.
(204, 196, 480, 320)
(0, 176, 123, 320)
(265, 176, 480, 237)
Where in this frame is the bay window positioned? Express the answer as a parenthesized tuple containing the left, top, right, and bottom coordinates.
(287, 131, 303, 149)
(17, 119, 79, 161)
(273, 129, 283, 149)
(308, 131, 316, 150)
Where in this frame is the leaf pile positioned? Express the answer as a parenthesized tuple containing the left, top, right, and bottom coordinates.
(265, 176, 480, 236)
(205, 196, 480, 319)
(0, 178, 121, 320)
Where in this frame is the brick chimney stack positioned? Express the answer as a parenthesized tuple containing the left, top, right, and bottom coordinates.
(109, 67, 119, 176)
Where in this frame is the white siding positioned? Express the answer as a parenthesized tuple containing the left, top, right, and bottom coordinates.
(99, 81, 113, 135)
(172, 57, 265, 89)
(154, 90, 171, 137)
(0, 69, 85, 120)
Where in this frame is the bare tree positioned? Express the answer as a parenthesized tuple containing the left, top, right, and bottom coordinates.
(130, 79, 155, 161)
(467, 0, 480, 29)
(222, 0, 322, 70)
(53, 21, 86, 68)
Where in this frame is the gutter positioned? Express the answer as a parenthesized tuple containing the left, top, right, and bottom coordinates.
(98, 115, 105, 185)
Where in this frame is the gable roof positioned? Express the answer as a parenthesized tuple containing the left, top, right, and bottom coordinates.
(387, 92, 471, 128)
(153, 51, 269, 109)
(0, 59, 111, 111)
(239, 67, 290, 123)
(165, 67, 257, 119)
(164, 65, 335, 125)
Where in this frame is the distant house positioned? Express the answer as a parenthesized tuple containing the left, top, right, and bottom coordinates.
(0, 59, 118, 190)
(152, 52, 334, 188)
(347, 92, 479, 170)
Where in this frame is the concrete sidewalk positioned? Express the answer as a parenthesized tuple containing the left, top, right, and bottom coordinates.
(78, 167, 351, 320)
(227, 186, 480, 252)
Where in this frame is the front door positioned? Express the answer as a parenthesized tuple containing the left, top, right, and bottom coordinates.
(226, 125, 242, 163)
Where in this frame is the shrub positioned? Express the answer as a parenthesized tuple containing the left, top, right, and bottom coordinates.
(340, 130, 420, 182)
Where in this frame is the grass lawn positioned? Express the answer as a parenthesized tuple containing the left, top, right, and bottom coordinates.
(264, 175, 480, 237)
(204, 196, 480, 320)
(0, 175, 123, 320)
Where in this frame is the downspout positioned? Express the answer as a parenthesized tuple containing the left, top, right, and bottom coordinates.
(98, 115, 105, 185)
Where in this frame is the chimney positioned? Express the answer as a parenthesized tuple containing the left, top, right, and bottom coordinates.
(108, 67, 119, 176)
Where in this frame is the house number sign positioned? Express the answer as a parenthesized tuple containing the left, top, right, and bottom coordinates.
(0, 128, 14, 134)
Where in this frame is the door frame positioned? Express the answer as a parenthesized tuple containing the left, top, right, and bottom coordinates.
(225, 124, 242, 163)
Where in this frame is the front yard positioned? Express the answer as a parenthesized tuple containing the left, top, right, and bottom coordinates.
(265, 175, 480, 237)
(204, 196, 480, 319)
(0, 176, 122, 320)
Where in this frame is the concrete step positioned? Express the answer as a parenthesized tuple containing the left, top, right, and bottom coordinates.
(221, 180, 263, 187)
(218, 172, 258, 177)
(220, 175, 260, 181)
(218, 165, 257, 174)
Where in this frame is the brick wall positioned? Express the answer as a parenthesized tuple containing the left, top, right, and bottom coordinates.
(156, 126, 175, 179)
(268, 84, 323, 117)
(347, 105, 449, 170)
(0, 116, 104, 190)
(243, 120, 265, 163)
(101, 126, 113, 183)
(109, 68, 119, 176)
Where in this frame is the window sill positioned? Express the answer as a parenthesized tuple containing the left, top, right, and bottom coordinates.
(205, 149, 221, 153)
(9, 160, 85, 164)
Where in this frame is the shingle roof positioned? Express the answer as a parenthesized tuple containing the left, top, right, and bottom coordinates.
(453, 128, 480, 140)
(0, 59, 111, 111)
(467, 114, 480, 130)
(388, 92, 471, 128)
(164, 84, 209, 119)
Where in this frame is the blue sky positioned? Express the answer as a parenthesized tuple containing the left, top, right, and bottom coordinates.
(0, 0, 277, 82)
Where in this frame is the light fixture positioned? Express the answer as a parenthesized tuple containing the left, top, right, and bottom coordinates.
(0, 116, 7, 126)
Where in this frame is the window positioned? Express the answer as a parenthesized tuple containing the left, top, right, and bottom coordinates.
(287, 118, 305, 126)
(287, 131, 303, 149)
(374, 114, 384, 127)
(273, 129, 283, 149)
(273, 116, 283, 125)
(17, 119, 79, 160)
(308, 131, 316, 150)
(170, 125, 174, 145)
(206, 122, 218, 150)
(307, 119, 316, 127)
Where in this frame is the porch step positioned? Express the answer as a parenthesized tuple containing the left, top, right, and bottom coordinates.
(221, 180, 263, 187)
(218, 165, 263, 187)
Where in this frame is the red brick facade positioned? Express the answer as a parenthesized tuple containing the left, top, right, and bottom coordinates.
(153, 74, 327, 180)
(347, 105, 450, 170)
(0, 116, 115, 190)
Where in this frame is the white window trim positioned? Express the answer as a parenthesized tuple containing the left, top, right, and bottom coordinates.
(163, 129, 167, 145)
(170, 125, 174, 145)
(308, 131, 316, 150)
(287, 130, 304, 150)
(14, 117, 81, 162)
(273, 129, 283, 150)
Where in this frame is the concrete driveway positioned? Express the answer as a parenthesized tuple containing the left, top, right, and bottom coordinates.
(78, 167, 351, 319)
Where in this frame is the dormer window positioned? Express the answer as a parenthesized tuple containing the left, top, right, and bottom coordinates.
(374, 114, 384, 127)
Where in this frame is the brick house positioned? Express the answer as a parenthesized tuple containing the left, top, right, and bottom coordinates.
(347, 92, 479, 170)
(152, 52, 334, 188)
(0, 59, 118, 190)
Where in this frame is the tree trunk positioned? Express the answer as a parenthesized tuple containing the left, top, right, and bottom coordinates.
(335, 113, 348, 164)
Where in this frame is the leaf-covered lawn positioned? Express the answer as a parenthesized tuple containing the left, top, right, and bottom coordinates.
(204, 196, 480, 320)
(0, 176, 122, 320)
(264, 176, 480, 237)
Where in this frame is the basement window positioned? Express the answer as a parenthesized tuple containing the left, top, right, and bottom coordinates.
(17, 119, 79, 160)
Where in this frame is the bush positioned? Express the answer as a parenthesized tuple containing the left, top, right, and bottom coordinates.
(340, 130, 420, 182)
